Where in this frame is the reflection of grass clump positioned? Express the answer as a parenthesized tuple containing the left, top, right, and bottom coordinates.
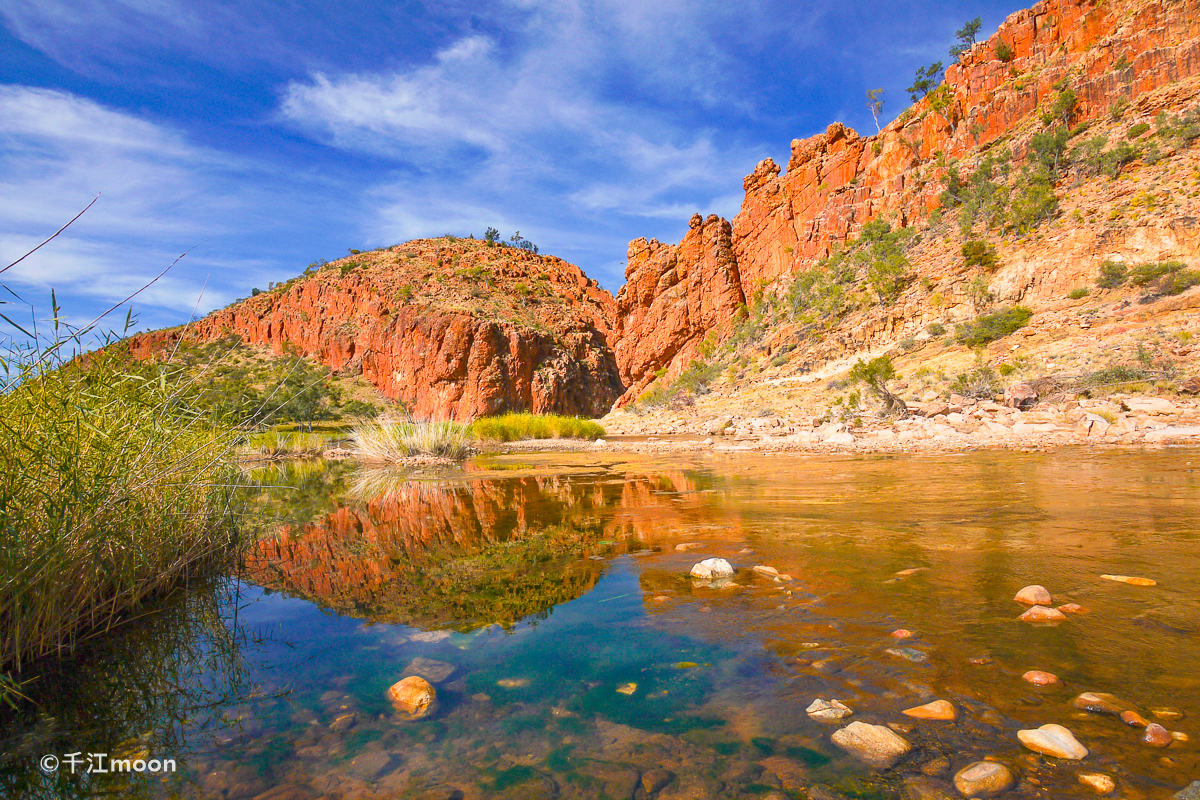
(469, 413, 604, 442)
(245, 429, 334, 459)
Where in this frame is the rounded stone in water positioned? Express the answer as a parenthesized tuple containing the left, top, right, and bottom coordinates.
(689, 557, 734, 580)
(387, 675, 437, 720)
(953, 761, 1015, 797)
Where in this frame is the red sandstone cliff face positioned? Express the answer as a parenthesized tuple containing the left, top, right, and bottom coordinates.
(129, 239, 625, 420)
(612, 0, 1200, 401)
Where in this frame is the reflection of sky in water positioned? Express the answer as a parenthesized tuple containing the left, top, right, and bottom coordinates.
(3, 449, 1200, 799)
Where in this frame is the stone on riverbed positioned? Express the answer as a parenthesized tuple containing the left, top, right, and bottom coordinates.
(641, 768, 673, 794)
(1018, 723, 1088, 760)
(1022, 670, 1061, 686)
(1100, 574, 1157, 586)
(1121, 710, 1150, 727)
(1057, 603, 1089, 614)
(387, 676, 436, 720)
(953, 761, 1015, 797)
(1014, 585, 1052, 605)
(1143, 723, 1173, 747)
(690, 558, 734, 580)
(831, 721, 912, 769)
(1175, 780, 1200, 800)
(902, 700, 957, 721)
(806, 698, 853, 721)
(753, 565, 779, 576)
(1018, 605, 1067, 622)
(1073, 692, 1134, 715)
(1152, 707, 1185, 721)
(1078, 773, 1116, 794)
(886, 646, 929, 663)
(402, 657, 455, 683)
(903, 775, 957, 799)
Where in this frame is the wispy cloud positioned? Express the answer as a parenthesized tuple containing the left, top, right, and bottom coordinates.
(0, 86, 328, 329)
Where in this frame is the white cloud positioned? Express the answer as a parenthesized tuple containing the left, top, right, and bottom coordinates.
(0, 86, 311, 326)
(279, 0, 773, 285)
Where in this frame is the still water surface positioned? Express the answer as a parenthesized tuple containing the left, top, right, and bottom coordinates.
(3, 448, 1199, 799)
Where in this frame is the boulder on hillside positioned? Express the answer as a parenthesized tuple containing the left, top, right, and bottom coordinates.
(1004, 383, 1038, 410)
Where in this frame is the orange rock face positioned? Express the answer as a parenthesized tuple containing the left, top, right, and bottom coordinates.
(129, 239, 624, 421)
(611, 214, 746, 404)
(611, 0, 1200, 396)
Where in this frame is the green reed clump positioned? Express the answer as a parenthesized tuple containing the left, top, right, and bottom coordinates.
(348, 419, 474, 461)
(0, 348, 241, 673)
(469, 413, 605, 442)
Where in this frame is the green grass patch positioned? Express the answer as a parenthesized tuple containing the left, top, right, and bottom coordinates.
(955, 306, 1033, 347)
(469, 413, 604, 442)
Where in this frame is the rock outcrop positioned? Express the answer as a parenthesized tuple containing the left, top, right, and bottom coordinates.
(130, 238, 624, 420)
(611, 0, 1200, 402)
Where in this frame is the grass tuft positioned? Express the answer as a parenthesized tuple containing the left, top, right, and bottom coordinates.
(348, 419, 474, 461)
(468, 413, 604, 442)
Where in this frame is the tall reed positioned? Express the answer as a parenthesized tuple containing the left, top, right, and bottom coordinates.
(0, 347, 242, 671)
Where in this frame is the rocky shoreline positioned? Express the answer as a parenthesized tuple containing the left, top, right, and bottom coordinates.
(583, 395, 1200, 456)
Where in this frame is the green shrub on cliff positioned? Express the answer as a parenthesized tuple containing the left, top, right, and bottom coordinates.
(955, 306, 1033, 347)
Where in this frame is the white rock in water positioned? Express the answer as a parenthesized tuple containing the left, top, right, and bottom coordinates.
(806, 698, 853, 721)
(831, 721, 912, 769)
(690, 558, 734, 580)
(1014, 584, 1052, 605)
(1018, 723, 1089, 760)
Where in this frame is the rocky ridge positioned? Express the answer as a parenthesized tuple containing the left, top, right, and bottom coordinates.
(130, 238, 623, 421)
(611, 0, 1200, 403)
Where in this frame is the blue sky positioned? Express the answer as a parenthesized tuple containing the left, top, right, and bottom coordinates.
(0, 0, 1028, 339)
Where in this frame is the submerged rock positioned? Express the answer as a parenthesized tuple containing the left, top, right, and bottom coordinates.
(953, 761, 1015, 797)
(1174, 781, 1200, 800)
(1018, 605, 1067, 622)
(1057, 603, 1089, 615)
(831, 721, 912, 769)
(1014, 585, 1052, 605)
(387, 676, 436, 720)
(886, 646, 929, 663)
(1121, 710, 1150, 728)
(1022, 670, 1061, 686)
(403, 657, 455, 683)
(903, 774, 957, 799)
(902, 700, 957, 721)
(1143, 723, 1173, 747)
(1018, 723, 1088, 760)
(1077, 773, 1116, 794)
(1100, 574, 1157, 586)
(690, 558, 734, 580)
(892, 629, 915, 639)
(641, 768, 673, 794)
(1073, 692, 1134, 715)
(806, 698, 853, 721)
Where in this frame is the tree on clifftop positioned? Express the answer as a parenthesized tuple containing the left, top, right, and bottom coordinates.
(950, 17, 983, 59)
(907, 62, 944, 102)
(866, 89, 885, 133)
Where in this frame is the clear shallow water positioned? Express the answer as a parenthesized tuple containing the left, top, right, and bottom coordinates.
(3, 448, 1200, 799)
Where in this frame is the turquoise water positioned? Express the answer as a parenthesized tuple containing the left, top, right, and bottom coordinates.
(2, 448, 1199, 799)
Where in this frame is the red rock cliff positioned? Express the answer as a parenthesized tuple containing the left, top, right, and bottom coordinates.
(612, 0, 1200, 402)
(130, 238, 625, 420)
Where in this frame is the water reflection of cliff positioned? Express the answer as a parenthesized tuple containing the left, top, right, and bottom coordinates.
(243, 465, 718, 631)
